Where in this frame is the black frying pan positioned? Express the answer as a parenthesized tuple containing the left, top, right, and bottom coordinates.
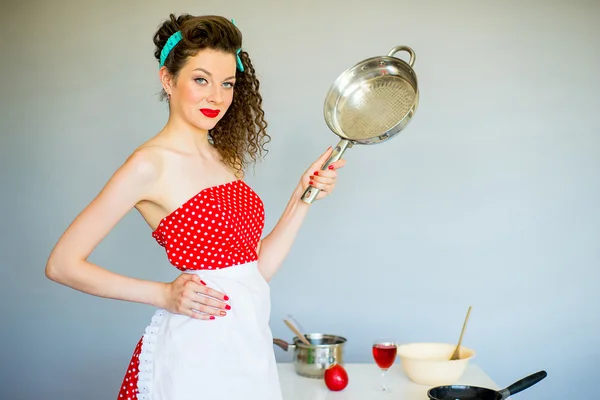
(427, 370, 547, 400)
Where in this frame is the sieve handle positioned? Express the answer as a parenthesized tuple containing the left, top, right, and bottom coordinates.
(387, 45, 415, 67)
(301, 139, 352, 204)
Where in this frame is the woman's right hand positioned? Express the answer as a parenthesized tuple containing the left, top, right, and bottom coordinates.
(161, 273, 231, 320)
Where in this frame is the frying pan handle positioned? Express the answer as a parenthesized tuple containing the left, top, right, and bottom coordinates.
(300, 139, 352, 204)
(387, 45, 416, 67)
(499, 370, 547, 398)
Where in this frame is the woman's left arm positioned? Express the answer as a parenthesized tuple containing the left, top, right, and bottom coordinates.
(257, 147, 345, 281)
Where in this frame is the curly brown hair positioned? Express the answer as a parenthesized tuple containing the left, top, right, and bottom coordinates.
(153, 14, 270, 177)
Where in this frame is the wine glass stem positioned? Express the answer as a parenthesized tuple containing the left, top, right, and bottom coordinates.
(381, 368, 388, 391)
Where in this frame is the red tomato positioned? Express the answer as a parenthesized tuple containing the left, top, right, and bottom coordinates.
(324, 364, 349, 391)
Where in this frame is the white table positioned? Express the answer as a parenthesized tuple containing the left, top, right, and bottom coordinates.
(277, 363, 498, 399)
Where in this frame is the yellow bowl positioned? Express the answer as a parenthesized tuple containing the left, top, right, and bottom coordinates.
(396, 342, 475, 386)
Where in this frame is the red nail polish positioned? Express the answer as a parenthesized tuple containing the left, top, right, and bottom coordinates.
(200, 280, 207, 285)
(309, 181, 314, 186)
(224, 295, 229, 301)
(328, 165, 334, 170)
(225, 304, 231, 310)
(210, 316, 215, 320)
(314, 171, 319, 175)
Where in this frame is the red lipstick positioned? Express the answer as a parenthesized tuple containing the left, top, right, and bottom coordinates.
(200, 108, 220, 118)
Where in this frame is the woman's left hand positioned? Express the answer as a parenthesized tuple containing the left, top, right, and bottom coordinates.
(299, 146, 346, 201)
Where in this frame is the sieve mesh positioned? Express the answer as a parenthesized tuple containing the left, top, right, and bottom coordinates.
(335, 76, 415, 139)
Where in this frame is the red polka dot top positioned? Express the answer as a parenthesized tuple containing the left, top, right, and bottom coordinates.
(151, 180, 265, 271)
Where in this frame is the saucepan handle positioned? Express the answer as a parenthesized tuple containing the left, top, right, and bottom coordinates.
(387, 45, 416, 67)
(273, 338, 294, 352)
(301, 139, 352, 204)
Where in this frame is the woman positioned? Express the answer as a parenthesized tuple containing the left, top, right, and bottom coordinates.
(45, 13, 345, 400)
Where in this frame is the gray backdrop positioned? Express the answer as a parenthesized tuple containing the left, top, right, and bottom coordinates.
(1, 0, 599, 399)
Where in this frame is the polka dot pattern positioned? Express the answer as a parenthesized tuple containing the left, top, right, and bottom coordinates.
(152, 180, 264, 271)
(116, 180, 265, 399)
(117, 338, 142, 399)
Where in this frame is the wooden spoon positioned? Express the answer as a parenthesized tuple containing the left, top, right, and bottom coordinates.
(284, 319, 312, 346)
(450, 306, 472, 360)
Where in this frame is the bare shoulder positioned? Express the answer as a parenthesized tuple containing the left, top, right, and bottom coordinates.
(119, 144, 166, 186)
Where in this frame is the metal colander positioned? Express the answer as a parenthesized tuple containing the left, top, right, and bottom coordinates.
(302, 46, 420, 203)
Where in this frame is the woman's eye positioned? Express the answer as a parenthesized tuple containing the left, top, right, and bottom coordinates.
(223, 82, 235, 89)
(194, 78, 208, 84)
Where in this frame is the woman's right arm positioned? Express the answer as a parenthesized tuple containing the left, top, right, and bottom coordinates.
(45, 149, 168, 307)
(45, 149, 230, 319)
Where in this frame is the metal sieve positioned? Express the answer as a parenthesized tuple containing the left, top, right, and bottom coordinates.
(302, 45, 420, 203)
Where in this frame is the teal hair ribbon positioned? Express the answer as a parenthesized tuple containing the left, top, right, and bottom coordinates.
(235, 48, 244, 72)
(231, 18, 245, 72)
(159, 31, 182, 68)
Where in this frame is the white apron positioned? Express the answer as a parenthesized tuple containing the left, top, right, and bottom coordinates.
(135, 261, 282, 400)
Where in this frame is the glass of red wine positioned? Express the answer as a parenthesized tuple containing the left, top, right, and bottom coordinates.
(372, 338, 397, 392)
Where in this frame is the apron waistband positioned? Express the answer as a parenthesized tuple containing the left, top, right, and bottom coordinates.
(183, 260, 259, 279)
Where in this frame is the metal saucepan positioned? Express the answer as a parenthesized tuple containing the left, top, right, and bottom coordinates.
(301, 45, 420, 203)
(427, 370, 547, 400)
(273, 333, 347, 379)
